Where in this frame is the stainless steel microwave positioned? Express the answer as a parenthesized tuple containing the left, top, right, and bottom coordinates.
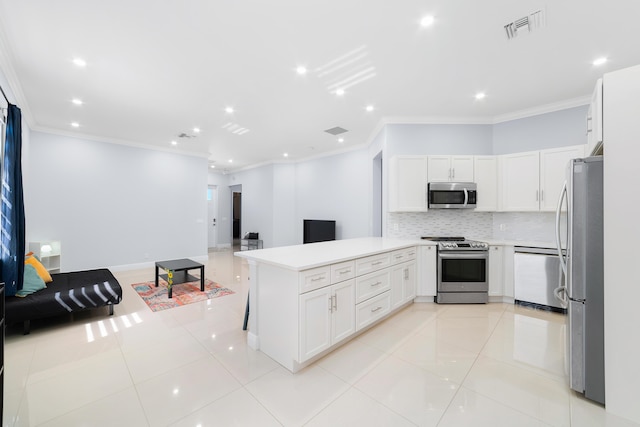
(428, 182, 477, 209)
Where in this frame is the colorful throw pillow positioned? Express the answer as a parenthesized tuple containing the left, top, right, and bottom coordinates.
(16, 264, 47, 297)
(25, 253, 53, 283)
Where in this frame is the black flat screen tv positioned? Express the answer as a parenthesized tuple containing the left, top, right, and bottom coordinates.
(303, 219, 336, 244)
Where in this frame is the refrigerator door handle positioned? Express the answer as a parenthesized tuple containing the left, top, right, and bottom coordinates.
(554, 260, 568, 308)
(555, 181, 568, 276)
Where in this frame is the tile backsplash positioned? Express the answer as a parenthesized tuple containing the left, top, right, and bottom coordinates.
(387, 211, 557, 243)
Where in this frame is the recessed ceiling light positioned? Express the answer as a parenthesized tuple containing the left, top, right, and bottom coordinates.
(72, 58, 86, 67)
(171, 140, 177, 146)
(193, 127, 200, 133)
(592, 57, 608, 66)
(283, 153, 289, 158)
(296, 66, 307, 75)
(365, 105, 375, 112)
(475, 92, 486, 100)
(338, 138, 345, 143)
(336, 88, 345, 96)
(70, 122, 80, 128)
(420, 15, 435, 27)
(71, 98, 83, 105)
(228, 159, 233, 163)
(225, 107, 234, 114)
(210, 164, 216, 169)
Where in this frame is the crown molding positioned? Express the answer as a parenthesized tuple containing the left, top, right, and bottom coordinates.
(491, 96, 590, 123)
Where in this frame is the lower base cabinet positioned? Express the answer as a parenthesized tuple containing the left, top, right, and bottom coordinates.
(391, 261, 417, 309)
(299, 279, 355, 361)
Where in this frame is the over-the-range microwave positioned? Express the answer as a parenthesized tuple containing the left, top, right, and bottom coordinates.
(428, 182, 477, 209)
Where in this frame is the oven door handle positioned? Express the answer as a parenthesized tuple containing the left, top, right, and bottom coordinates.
(438, 252, 488, 260)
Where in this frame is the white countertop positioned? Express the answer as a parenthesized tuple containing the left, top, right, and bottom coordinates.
(234, 237, 434, 271)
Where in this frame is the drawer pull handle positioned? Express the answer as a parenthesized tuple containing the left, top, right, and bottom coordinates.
(372, 261, 383, 266)
(370, 281, 382, 287)
(371, 306, 383, 313)
(408, 252, 415, 256)
(395, 255, 403, 259)
(311, 276, 325, 282)
(338, 269, 350, 275)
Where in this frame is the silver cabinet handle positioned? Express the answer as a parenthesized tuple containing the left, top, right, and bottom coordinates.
(541, 190, 544, 201)
(404, 268, 409, 280)
(370, 281, 382, 287)
(338, 269, 350, 275)
(371, 306, 383, 313)
(372, 261, 383, 266)
(329, 296, 333, 312)
(333, 294, 338, 311)
(452, 168, 455, 179)
(536, 190, 539, 201)
(311, 276, 325, 282)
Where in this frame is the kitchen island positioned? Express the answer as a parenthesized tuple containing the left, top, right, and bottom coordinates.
(235, 237, 434, 372)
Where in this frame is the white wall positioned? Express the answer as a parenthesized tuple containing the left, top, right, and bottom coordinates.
(272, 164, 296, 246)
(602, 64, 640, 423)
(295, 149, 370, 242)
(25, 131, 208, 271)
(385, 123, 494, 156)
(493, 106, 588, 154)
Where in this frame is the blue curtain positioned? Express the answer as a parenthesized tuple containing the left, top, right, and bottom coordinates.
(1, 104, 25, 296)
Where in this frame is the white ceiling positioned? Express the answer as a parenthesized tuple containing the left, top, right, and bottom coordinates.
(1, 0, 639, 171)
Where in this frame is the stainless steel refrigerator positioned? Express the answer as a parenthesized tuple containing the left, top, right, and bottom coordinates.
(555, 156, 605, 404)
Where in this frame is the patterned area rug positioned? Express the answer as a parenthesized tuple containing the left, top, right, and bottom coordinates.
(132, 278, 235, 312)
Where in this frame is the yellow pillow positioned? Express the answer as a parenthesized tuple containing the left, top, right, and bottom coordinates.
(25, 254, 53, 283)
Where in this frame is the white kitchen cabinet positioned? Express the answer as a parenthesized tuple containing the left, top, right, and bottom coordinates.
(390, 260, 417, 309)
(474, 156, 498, 211)
(586, 78, 603, 156)
(501, 146, 585, 212)
(389, 156, 428, 212)
(488, 245, 504, 298)
(416, 245, 437, 298)
(427, 155, 474, 182)
(299, 279, 355, 361)
(539, 145, 585, 211)
(502, 246, 515, 299)
(501, 151, 540, 211)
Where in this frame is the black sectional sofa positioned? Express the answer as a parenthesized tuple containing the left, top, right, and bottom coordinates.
(5, 268, 123, 334)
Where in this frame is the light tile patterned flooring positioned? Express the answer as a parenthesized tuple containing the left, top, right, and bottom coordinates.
(3, 248, 638, 426)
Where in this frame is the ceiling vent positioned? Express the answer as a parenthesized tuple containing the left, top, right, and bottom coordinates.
(178, 132, 196, 138)
(504, 9, 545, 40)
(324, 126, 348, 136)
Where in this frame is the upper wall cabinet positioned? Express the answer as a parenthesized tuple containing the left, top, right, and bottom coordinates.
(586, 78, 603, 156)
(474, 156, 498, 211)
(389, 156, 428, 212)
(427, 156, 474, 182)
(501, 145, 585, 211)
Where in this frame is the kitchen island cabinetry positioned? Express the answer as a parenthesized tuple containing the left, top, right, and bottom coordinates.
(235, 238, 426, 372)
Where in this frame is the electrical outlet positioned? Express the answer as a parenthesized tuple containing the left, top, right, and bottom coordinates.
(393, 223, 399, 231)
(499, 224, 506, 231)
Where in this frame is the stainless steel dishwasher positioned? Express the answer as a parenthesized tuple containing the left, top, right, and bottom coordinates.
(514, 246, 566, 312)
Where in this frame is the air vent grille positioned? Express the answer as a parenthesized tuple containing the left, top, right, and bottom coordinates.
(324, 126, 348, 136)
(504, 9, 545, 40)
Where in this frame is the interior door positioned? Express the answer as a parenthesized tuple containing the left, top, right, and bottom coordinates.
(207, 185, 218, 249)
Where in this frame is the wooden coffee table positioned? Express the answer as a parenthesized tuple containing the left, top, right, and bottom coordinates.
(155, 258, 205, 298)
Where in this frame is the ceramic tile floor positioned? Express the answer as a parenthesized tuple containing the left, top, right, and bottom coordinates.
(3, 248, 639, 427)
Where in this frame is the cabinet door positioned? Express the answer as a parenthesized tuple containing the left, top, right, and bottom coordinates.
(331, 280, 355, 344)
(488, 245, 504, 297)
(539, 146, 585, 211)
(389, 156, 428, 212)
(427, 156, 452, 182)
(474, 156, 498, 211)
(417, 245, 437, 296)
(501, 151, 540, 211)
(502, 246, 515, 298)
(390, 264, 405, 310)
(299, 287, 332, 361)
(451, 156, 474, 182)
(403, 261, 417, 302)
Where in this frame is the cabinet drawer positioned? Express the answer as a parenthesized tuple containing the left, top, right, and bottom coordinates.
(299, 266, 331, 293)
(330, 260, 355, 284)
(355, 270, 390, 303)
(390, 247, 417, 265)
(356, 291, 391, 331)
(356, 253, 391, 276)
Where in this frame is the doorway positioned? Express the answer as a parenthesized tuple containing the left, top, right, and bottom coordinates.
(232, 190, 242, 245)
(207, 185, 218, 250)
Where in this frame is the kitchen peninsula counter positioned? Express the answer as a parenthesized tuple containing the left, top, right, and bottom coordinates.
(235, 237, 434, 372)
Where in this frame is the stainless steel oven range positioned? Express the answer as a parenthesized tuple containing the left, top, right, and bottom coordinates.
(422, 236, 489, 304)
